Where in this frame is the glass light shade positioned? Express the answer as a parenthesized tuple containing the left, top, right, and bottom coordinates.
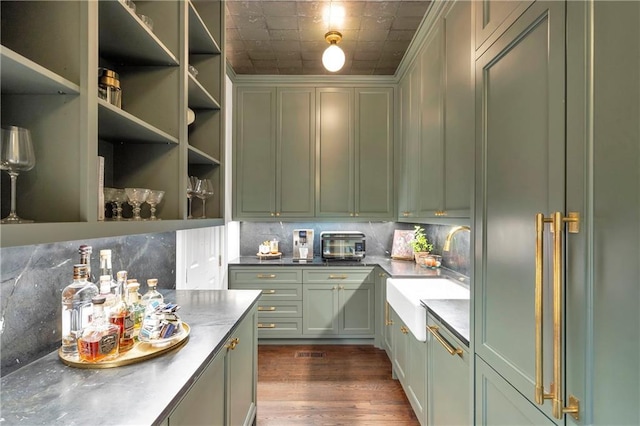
(322, 44, 345, 72)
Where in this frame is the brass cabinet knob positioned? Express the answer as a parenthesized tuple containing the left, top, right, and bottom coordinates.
(226, 337, 240, 350)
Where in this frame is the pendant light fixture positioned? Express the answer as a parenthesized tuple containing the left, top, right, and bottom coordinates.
(322, 30, 345, 72)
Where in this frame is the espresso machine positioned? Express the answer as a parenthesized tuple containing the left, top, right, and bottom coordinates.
(292, 229, 314, 262)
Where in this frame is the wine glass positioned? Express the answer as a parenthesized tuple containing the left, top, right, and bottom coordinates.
(186, 176, 198, 219)
(111, 188, 127, 220)
(146, 190, 164, 220)
(1, 126, 36, 224)
(194, 178, 214, 219)
(103, 187, 117, 219)
(124, 188, 150, 220)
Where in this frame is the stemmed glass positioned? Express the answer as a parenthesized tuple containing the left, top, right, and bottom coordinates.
(124, 188, 150, 220)
(103, 187, 117, 218)
(1, 126, 36, 224)
(186, 176, 198, 219)
(146, 190, 164, 220)
(194, 178, 214, 219)
(111, 188, 127, 220)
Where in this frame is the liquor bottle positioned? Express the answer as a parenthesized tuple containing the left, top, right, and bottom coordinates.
(141, 279, 164, 313)
(126, 282, 145, 336)
(99, 249, 117, 294)
(78, 245, 96, 284)
(78, 295, 120, 362)
(61, 264, 99, 355)
(110, 271, 135, 352)
(98, 275, 117, 316)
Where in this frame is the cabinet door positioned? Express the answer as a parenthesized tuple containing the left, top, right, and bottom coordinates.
(339, 282, 375, 336)
(354, 88, 394, 219)
(277, 87, 315, 217)
(427, 316, 470, 426)
(442, 0, 474, 218)
(397, 74, 416, 219)
(416, 22, 445, 218)
(227, 308, 257, 426)
(391, 308, 408, 384)
(476, 356, 553, 425)
(406, 329, 426, 425)
(168, 350, 225, 425)
(316, 88, 354, 217)
(474, 0, 533, 51)
(302, 284, 339, 335)
(375, 269, 389, 349)
(235, 87, 277, 218)
(474, 1, 565, 422)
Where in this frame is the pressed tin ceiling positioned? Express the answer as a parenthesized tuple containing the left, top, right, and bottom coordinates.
(225, 1, 432, 76)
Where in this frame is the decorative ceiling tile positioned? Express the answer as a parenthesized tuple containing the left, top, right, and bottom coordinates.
(226, 0, 432, 76)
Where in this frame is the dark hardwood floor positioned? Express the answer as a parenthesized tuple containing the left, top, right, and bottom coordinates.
(257, 344, 420, 425)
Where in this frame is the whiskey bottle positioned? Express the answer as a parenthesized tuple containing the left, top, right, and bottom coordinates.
(78, 245, 96, 284)
(78, 295, 120, 362)
(61, 265, 99, 355)
(110, 271, 135, 352)
(141, 278, 164, 313)
(126, 282, 145, 337)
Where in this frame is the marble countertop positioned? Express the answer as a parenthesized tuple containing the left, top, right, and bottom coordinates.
(0, 289, 261, 426)
(229, 256, 470, 347)
(421, 299, 470, 347)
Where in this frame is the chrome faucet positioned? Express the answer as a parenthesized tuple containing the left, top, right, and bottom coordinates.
(443, 226, 471, 251)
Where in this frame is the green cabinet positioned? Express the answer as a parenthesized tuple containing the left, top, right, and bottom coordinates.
(168, 306, 257, 426)
(228, 267, 303, 338)
(374, 268, 389, 350)
(302, 268, 375, 337)
(389, 306, 426, 426)
(234, 87, 315, 219)
(426, 314, 470, 426)
(397, 0, 473, 222)
(316, 87, 394, 220)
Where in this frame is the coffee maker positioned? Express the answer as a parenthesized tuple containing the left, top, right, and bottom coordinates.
(292, 229, 314, 262)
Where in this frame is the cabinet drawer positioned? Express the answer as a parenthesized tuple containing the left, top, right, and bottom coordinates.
(229, 268, 302, 284)
(303, 268, 374, 284)
(257, 301, 302, 318)
(257, 318, 303, 338)
(228, 282, 302, 301)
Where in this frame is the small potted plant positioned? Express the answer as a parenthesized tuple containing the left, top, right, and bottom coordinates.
(409, 225, 433, 262)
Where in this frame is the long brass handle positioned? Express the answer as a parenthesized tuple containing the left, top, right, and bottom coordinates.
(226, 337, 239, 350)
(258, 306, 276, 311)
(535, 212, 580, 420)
(257, 274, 276, 279)
(258, 323, 276, 329)
(263, 290, 276, 294)
(427, 325, 463, 357)
(385, 302, 393, 326)
(328, 274, 348, 279)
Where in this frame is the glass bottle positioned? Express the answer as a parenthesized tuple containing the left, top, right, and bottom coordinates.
(110, 271, 135, 352)
(126, 282, 145, 337)
(78, 245, 96, 284)
(141, 279, 164, 312)
(99, 249, 118, 294)
(98, 275, 117, 316)
(78, 295, 120, 362)
(61, 264, 99, 355)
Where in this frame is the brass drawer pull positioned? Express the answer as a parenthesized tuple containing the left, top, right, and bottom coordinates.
(400, 326, 409, 335)
(226, 337, 240, 350)
(258, 323, 276, 329)
(258, 306, 276, 311)
(328, 274, 348, 279)
(263, 290, 276, 294)
(427, 325, 463, 357)
(257, 274, 276, 279)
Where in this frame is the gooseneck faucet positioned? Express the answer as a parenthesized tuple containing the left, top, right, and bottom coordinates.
(443, 226, 471, 251)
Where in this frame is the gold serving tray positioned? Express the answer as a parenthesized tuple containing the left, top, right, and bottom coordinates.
(257, 252, 282, 259)
(58, 323, 190, 369)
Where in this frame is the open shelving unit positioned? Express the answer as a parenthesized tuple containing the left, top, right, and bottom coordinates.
(0, 0, 225, 248)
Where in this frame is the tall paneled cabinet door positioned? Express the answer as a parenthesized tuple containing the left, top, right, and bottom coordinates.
(474, 0, 534, 52)
(316, 87, 394, 220)
(474, 1, 577, 424)
(234, 87, 315, 219)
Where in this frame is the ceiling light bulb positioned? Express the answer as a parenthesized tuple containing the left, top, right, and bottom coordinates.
(322, 31, 345, 72)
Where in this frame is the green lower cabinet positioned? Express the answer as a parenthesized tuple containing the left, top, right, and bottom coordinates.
(390, 306, 426, 426)
(476, 355, 553, 425)
(426, 315, 470, 426)
(167, 307, 257, 426)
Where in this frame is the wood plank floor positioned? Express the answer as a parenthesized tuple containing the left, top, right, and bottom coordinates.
(257, 345, 420, 426)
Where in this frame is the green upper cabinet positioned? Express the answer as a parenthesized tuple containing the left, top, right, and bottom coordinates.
(234, 86, 315, 219)
(316, 87, 394, 220)
(397, 0, 473, 223)
(474, 0, 534, 52)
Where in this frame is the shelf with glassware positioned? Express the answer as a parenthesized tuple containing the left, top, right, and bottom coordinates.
(0, 0, 226, 247)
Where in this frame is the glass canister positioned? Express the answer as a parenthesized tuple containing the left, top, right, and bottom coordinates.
(98, 68, 122, 108)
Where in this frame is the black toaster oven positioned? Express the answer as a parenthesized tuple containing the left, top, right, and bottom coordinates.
(321, 231, 366, 260)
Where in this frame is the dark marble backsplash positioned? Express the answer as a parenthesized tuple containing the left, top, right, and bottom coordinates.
(239, 221, 471, 277)
(0, 232, 176, 377)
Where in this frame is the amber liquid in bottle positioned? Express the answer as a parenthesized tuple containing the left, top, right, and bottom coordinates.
(110, 313, 135, 352)
(78, 333, 119, 362)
